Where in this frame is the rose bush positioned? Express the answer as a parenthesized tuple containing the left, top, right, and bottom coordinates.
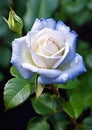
(11, 18, 86, 84)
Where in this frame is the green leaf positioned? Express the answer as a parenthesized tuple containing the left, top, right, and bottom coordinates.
(10, 66, 36, 95)
(4, 78, 31, 110)
(10, 66, 22, 78)
(55, 78, 80, 89)
(49, 112, 69, 130)
(84, 95, 92, 108)
(36, 83, 44, 98)
(27, 117, 50, 130)
(70, 94, 84, 119)
(83, 117, 92, 130)
(31, 93, 61, 115)
(62, 101, 75, 119)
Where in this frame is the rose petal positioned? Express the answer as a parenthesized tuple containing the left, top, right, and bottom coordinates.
(52, 42, 70, 68)
(11, 36, 34, 78)
(65, 31, 78, 51)
(30, 48, 60, 68)
(60, 31, 78, 66)
(38, 54, 86, 84)
(31, 18, 56, 31)
(62, 53, 86, 80)
(22, 63, 62, 78)
(56, 20, 70, 33)
(56, 20, 78, 56)
(30, 28, 65, 49)
(52, 31, 78, 68)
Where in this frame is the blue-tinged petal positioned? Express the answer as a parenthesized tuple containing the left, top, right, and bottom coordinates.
(61, 31, 78, 66)
(22, 63, 62, 78)
(56, 20, 78, 51)
(45, 18, 56, 29)
(66, 31, 78, 52)
(11, 36, 34, 79)
(62, 31, 78, 64)
(38, 54, 86, 84)
(53, 32, 78, 68)
(38, 73, 68, 85)
(31, 18, 43, 31)
(31, 18, 56, 31)
(62, 53, 86, 80)
(56, 20, 70, 33)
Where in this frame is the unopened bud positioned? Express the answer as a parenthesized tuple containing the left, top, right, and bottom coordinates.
(3, 8, 23, 36)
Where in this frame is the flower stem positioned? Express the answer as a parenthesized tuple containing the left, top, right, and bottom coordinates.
(49, 84, 60, 98)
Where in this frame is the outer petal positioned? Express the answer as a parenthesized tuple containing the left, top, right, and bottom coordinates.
(56, 20, 70, 33)
(56, 20, 78, 66)
(61, 31, 78, 65)
(56, 20, 78, 53)
(38, 54, 86, 84)
(65, 31, 78, 52)
(22, 63, 62, 78)
(11, 36, 34, 79)
(31, 18, 56, 31)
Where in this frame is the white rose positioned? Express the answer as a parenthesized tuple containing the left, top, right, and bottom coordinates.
(11, 18, 86, 84)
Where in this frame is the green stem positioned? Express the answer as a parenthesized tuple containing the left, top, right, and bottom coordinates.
(18, 30, 22, 37)
(35, 74, 39, 87)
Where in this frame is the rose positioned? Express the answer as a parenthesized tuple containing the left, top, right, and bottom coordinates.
(11, 18, 86, 84)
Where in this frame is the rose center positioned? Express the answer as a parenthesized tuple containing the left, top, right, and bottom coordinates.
(44, 38, 59, 52)
(35, 37, 61, 56)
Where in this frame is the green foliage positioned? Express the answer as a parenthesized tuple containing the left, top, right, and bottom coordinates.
(54, 0, 92, 26)
(0, 46, 11, 68)
(86, 53, 92, 68)
(70, 94, 84, 119)
(55, 78, 80, 89)
(27, 117, 50, 130)
(48, 112, 68, 130)
(0, 16, 8, 36)
(31, 93, 61, 115)
(23, 0, 59, 31)
(62, 101, 75, 119)
(61, 0, 86, 13)
(4, 77, 31, 110)
(83, 117, 92, 130)
(10, 66, 22, 78)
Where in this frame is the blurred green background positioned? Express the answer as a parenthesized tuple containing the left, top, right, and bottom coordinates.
(0, 0, 92, 130)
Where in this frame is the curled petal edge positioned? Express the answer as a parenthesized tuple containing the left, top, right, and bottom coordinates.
(38, 54, 86, 84)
